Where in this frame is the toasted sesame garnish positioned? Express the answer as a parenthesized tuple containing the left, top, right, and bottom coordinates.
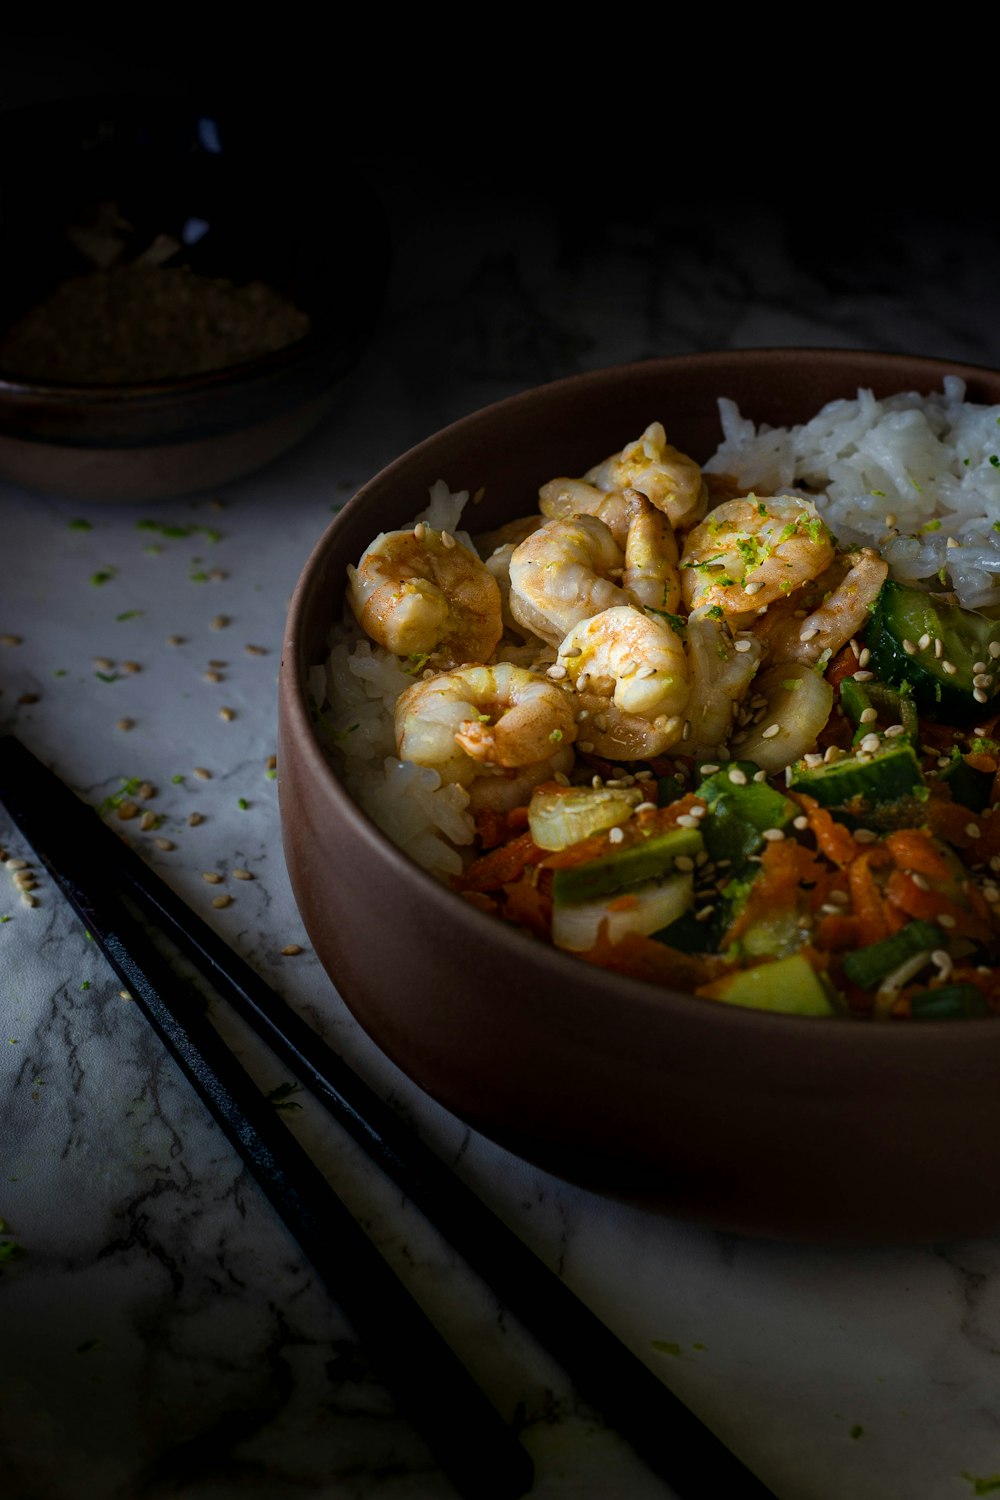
(188, 812, 205, 827)
(122, 661, 141, 674)
(608, 827, 625, 844)
(281, 944, 303, 956)
(852, 828, 878, 844)
(266, 755, 277, 771)
(860, 707, 878, 724)
(966, 823, 982, 840)
(936, 912, 957, 929)
(154, 837, 175, 851)
(883, 724, 907, 738)
(917, 633, 931, 650)
(761, 828, 785, 842)
(910, 871, 931, 891)
(934, 638, 944, 658)
(211, 615, 230, 631)
(676, 814, 699, 829)
(546, 664, 567, 681)
(211, 894, 232, 909)
(219, 707, 236, 722)
(194, 767, 212, 780)
(728, 767, 748, 785)
(902, 639, 917, 656)
(852, 670, 875, 683)
(167, 634, 185, 647)
(244, 644, 268, 656)
(942, 660, 958, 676)
(0, 634, 23, 646)
(232, 868, 253, 881)
(761, 724, 780, 740)
(440, 530, 456, 550)
(793, 815, 809, 830)
(413, 522, 426, 541)
(204, 670, 223, 683)
(116, 718, 135, 732)
(117, 802, 138, 821)
(202, 872, 223, 884)
(974, 688, 989, 703)
(94, 656, 115, 670)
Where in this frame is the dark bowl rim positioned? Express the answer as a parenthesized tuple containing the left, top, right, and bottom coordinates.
(280, 346, 1000, 1045)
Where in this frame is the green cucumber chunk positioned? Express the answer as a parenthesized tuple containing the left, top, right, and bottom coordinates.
(862, 579, 1000, 721)
(695, 761, 796, 867)
(551, 825, 703, 906)
(938, 745, 995, 813)
(709, 953, 837, 1016)
(840, 920, 942, 991)
(909, 984, 991, 1019)
(788, 743, 925, 808)
(839, 676, 919, 744)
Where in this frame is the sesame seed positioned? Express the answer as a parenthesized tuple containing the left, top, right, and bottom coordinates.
(860, 707, 878, 724)
(761, 724, 781, 740)
(829, 890, 850, 905)
(281, 944, 303, 956)
(852, 828, 878, 844)
(188, 812, 205, 827)
(119, 990, 132, 1001)
(974, 662, 988, 674)
(902, 639, 917, 656)
(211, 615, 230, 631)
(966, 823, 981, 839)
(991, 641, 1000, 659)
(946, 536, 960, 549)
(266, 756, 277, 771)
(682, 720, 692, 740)
(122, 661, 141, 674)
(734, 639, 753, 652)
(753, 770, 768, 782)
(211, 894, 233, 909)
(139, 812, 158, 832)
(0, 634, 23, 646)
(6, 857, 27, 871)
(974, 688, 989, 703)
(935, 638, 944, 658)
(202, 872, 223, 884)
(936, 912, 957, 929)
(167, 635, 185, 646)
(761, 828, 785, 842)
(793, 815, 809, 829)
(204, 670, 223, 683)
(688, 804, 707, 819)
(883, 724, 907, 738)
(910, 871, 930, 891)
(852, 670, 875, 682)
(973, 673, 992, 688)
(635, 801, 657, 814)
(694, 905, 716, 921)
(728, 767, 748, 785)
(94, 656, 115, 670)
(117, 802, 138, 821)
(20, 891, 37, 907)
(245, 643, 268, 656)
(700, 763, 720, 776)
(194, 767, 212, 780)
(13, 872, 35, 890)
(674, 855, 695, 872)
(676, 814, 699, 828)
(743, 580, 764, 595)
(577, 741, 594, 753)
(917, 634, 931, 650)
(116, 718, 134, 732)
(154, 838, 175, 851)
(858, 648, 871, 668)
(885, 512, 897, 527)
(546, 664, 567, 680)
(608, 827, 625, 844)
(942, 660, 958, 675)
(636, 664, 657, 679)
(413, 522, 426, 541)
(219, 708, 236, 722)
(799, 623, 821, 642)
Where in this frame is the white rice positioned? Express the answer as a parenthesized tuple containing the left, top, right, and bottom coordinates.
(321, 377, 1000, 875)
(704, 376, 1000, 610)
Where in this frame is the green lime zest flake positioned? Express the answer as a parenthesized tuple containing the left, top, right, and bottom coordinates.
(68, 518, 92, 530)
(95, 671, 121, 683)
(849, 1424, 864, 1440)
(136, 520, 223, 542)
(96, 775, 145, 815)
(549, 728, 563, 742)
(0, 1240, 24, 1265)
(76, 1338, 102, 1354)
(189, 568, 210, 583)
(91, 568, 115, 586)
(401, 652, 430, 676)
(993, 521, 1000, 533)
(266, 1081, 303, 1112)
(871, 489, 886, 497)
(265, 768, 277, 780)
(651, 1340, 683, 1356)
(962, 1473, 1000, 1495)
(0, 915, 10, 924)
(990, 455, 1000, 468)
(920, 518, 941, 533)
(116, 610, 142, 622)
(53, 668, 67, 677)
(80, 980, 90, 990)
(171, 774, 185, 784)
(238, 797, 249, 810)
(782, 678, 803, 691)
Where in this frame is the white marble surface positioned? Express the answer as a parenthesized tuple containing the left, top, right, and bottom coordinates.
(4, 77, 1000, 1499)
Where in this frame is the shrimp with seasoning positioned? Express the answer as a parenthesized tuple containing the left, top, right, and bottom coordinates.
(349, 523, 503, 664)
(581, 421, 708, 531)
(537, 485, 682, 616)
(507, 514, 633, 648)
(557, 605, 689, 760)
(684, 607, 765, 758)
(395, 662, 577, 812)
(751, 547, 889, 667)
(680, 495, 836, 619)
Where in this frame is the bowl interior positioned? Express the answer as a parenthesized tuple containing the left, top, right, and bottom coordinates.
(279, 349, 1000, 1243)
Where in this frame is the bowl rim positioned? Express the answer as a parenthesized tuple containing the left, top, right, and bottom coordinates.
(280, 346, 1000, 1045)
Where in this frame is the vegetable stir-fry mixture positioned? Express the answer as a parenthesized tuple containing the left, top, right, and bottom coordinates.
(337, 409, 1000, 1020)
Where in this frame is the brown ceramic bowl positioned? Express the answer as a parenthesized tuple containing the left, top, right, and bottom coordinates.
(0, 94, 391, 503)
(278, 348, 1000, 1245)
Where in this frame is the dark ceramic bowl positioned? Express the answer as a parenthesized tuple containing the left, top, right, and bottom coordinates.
(0, 94, 391, 502)
(278, 348, 1000, 1245)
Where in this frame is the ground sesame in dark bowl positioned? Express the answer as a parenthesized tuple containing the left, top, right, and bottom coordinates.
(0, 93, 392, 503)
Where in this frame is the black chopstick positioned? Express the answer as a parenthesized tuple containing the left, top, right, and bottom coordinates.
(0, 734, 778, 1500)
(0, 735, 532, 1500)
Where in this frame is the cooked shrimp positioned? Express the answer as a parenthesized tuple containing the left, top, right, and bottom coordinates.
(538, 484, 682, 616)
(684, 607, 764, 758)
(349, 523, 503, 664)
(508, 514, 632, 648)
(679, 495, 836, 617)
(582, 422, 708, 531)
(753, 547, 889, 667)
(395, 663, 577, 804)
(556, 605, 689, 759)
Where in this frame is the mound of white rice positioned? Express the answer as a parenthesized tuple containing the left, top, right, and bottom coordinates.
(320, 378, 1000, 876)
(704, 376, 1000, 610)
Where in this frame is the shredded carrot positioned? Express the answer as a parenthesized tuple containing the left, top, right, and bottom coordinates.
(847, 848, 895, 945)
(723, 839, 824, 946)
(452, 830, 546, 893)
(500, 873, 551, 939)
(579, 927, 713, 989)
(789, 792, 857, 868)
(884, 867, 992, 942)
(883, 828, 953, 882)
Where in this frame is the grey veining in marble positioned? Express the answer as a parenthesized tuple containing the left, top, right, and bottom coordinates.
(3, 45, 1000, 1500)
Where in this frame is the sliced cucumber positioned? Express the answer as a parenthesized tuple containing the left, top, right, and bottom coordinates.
(551, 825, 703, 906)
(788, 743, 925, 808)
(705, 953, 837, 1017)
(696, 762, 797, 867)
(528, 784, 643, 852)
(862, 579, 1000, 722)
(551, 872, 694, 952)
